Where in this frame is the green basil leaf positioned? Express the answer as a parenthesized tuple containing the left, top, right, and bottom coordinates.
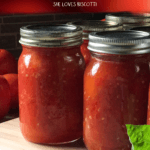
(126, 124, 150, 150)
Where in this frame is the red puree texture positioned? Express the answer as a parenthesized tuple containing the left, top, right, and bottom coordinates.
(80, 40, 91, 65)
(18, 45, 85, 144)
(83, 53, 149, 150)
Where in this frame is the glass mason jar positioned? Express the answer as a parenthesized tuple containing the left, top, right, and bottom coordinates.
(106, 13, 150, 30)
(83, 31, 150, 150)
(68, 20, 122, 65)
(129, 26, 150, 126)
(18, 24, 85, 144)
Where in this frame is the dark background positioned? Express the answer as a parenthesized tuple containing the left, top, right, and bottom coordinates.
(0, 0, 148, 59)
(0, 13, 106, 59)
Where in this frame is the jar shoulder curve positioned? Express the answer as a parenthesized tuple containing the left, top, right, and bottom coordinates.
(84, 55, 149, 81)
(18, 45, 85, 72)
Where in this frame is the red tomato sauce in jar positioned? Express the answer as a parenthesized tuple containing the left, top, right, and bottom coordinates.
(83, 31, 150, 150)
(80, 40, 91, 65)
(18, 24, 85, 144)
(69, 20, 122, 65)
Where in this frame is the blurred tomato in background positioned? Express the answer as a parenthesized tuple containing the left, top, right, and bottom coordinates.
(0, 49, 17, 75)
(3, 74, 18, 110)
(0, 76, 11, 120)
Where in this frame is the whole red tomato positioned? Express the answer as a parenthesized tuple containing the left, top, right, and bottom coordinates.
(0, 49, 17, 75)
(0, 75, 11, 120)
(3, 74, 18, 110)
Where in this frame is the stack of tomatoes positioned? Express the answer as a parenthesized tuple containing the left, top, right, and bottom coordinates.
(0, 49, 18, 120)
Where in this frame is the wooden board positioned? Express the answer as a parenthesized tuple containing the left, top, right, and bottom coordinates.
(0, 118, 87, 150)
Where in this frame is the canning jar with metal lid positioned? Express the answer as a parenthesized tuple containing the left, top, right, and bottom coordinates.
(129, 26, 150, 126)
(19, 24, 85, 144)
(69, 20, 122, 65)
(106, 13, 150, 30)
(84, 30, 150, 150)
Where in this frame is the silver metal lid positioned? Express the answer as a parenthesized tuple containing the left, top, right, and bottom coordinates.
(88, 31, 150, 55)
(19, 24, 82, 47)
(106, 13, 150, 24)
(68, 20, 122, 40)
(105, 12, 132, 24)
